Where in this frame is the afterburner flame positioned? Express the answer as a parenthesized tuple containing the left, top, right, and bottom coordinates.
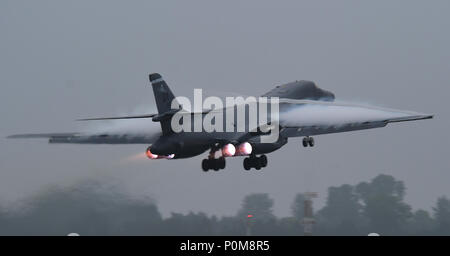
(146, 147, 159, 159)
(146, 147, 175, 159)
(236, 142, 252, 156)
(221, 143, 236, 157)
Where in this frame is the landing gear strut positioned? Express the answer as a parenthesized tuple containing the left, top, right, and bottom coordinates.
(202, 148, 226, 172)
(243, 154, 268, 171)
(302, 137, 315, 147)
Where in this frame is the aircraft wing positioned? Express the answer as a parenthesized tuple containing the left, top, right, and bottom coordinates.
(7, 133, 80, 139)
(278, 102, 433, 138)
(76, 113, 157, 121)
(7, 131, 161, 144)
(8, 112, 163, 144)
(383, 115, 434, 123)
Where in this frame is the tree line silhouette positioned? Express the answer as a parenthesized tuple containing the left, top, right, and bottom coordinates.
(0, 174, 449, 235)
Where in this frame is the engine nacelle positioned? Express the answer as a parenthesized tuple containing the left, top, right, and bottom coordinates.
(146, 146, 174, 159)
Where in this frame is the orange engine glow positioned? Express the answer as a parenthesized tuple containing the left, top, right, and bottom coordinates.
(221, 143, 236, 157)
(146, 147, 159, 159)
(146, 147, 175, 159)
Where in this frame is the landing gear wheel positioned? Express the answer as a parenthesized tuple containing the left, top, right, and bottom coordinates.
(202, 159, 209, 172)
(260, 155, 268, 167)
(308, 137, 315, 147)
(243, 158, 251, 171)
(302, 138, 308, 147)
(212, 159, 220, 171)
(252, 157, 260, 170)
(303, 137, 315, 147)
(255, 161, 261, 170)
(218, 157, 226, 169)
(243, 155, 268, 171)
(202, 146, 228, 172)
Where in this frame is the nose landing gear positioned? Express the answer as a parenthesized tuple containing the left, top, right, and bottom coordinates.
(302, 137, 315, 147)
(243, 154, 268, 171)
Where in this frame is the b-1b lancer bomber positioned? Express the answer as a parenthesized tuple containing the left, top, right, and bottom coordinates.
(8, 73, 433, 172)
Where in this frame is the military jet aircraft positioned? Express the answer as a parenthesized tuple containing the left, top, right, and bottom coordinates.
(8, 73, 433, 172)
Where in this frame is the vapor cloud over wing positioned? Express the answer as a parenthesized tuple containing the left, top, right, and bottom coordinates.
(279, 101, 430, 127)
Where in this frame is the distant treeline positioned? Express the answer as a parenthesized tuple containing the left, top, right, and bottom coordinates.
(0, 174, 449, 236)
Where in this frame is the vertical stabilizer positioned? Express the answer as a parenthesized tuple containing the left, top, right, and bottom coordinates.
(149, 73, 180, 135)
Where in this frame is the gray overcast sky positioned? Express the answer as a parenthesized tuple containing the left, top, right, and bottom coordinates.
(1, 0, 449, 217)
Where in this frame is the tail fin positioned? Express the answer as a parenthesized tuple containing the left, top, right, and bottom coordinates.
(149, 73, 179, 135)
(149, 73, 179, 113)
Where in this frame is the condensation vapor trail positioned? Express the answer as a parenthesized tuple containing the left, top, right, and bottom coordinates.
(279, 101, 429, 127)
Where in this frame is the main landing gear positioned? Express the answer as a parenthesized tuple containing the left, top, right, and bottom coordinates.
(243, 155, 268, 171)
(302, 136, 315, 147)
(201, 144, 269, 172)
(202, 148, 226, 172)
